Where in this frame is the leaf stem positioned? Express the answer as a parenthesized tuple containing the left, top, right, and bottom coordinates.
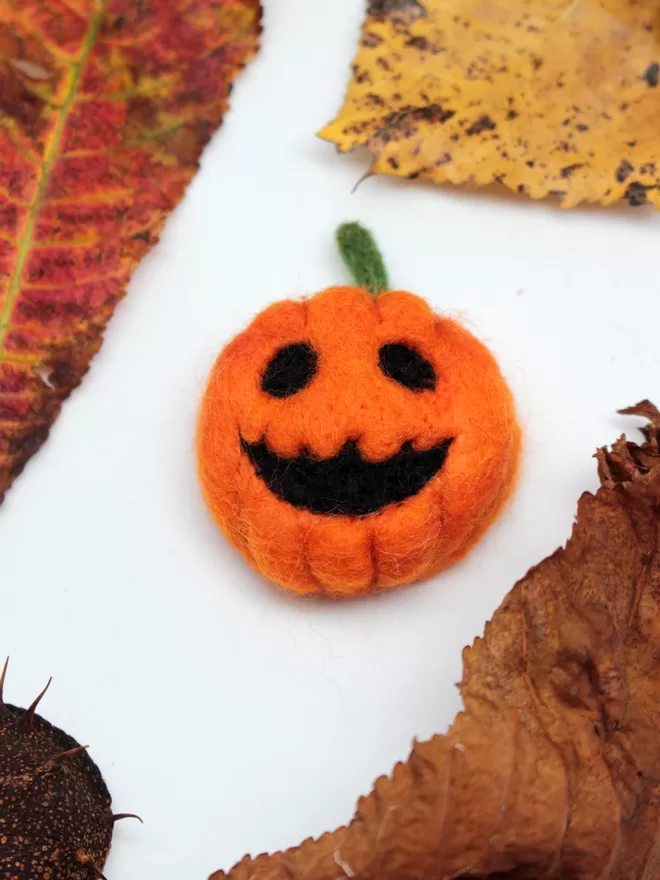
(336, 222, 389, 296)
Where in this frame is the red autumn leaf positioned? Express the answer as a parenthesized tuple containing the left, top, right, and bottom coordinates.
(213, 403, 660, 880)
(0, 0, 261, 503)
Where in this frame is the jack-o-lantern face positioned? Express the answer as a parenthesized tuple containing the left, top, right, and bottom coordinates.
(197, 286, 520, 596)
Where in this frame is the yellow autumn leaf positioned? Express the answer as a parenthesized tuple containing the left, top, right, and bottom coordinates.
(320, 0, 660, 208)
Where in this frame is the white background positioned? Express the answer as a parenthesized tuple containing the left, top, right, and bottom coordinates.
(2, 1, 660, 878)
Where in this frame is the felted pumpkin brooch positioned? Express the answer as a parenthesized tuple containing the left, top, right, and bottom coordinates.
(197, 224, 521, 597)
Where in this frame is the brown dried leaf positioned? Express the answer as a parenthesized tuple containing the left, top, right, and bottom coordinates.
(213, 403, 660, 880)
(320, 0, 660, 207)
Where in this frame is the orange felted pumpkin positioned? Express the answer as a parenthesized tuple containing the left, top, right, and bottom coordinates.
(197, 224, 521, 597)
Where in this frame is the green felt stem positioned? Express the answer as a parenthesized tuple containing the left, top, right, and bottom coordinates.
(336, 222, 390, 296)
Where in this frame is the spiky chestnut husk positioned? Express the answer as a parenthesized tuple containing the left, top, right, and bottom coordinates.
(0, 661, 135, 880)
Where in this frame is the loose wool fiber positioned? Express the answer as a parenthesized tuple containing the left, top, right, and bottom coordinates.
(197, 286, 521, 597)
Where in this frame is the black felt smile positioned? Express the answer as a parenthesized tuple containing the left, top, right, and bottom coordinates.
(241, 437, 454, 516)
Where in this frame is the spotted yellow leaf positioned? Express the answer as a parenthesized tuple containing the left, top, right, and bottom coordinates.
(320, 0, 660, 208)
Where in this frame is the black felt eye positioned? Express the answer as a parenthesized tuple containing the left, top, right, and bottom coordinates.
(378, 343, 437, 392)
(261, 343, 318, 398)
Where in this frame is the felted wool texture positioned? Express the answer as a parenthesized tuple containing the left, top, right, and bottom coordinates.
(197, 286, 521, 596)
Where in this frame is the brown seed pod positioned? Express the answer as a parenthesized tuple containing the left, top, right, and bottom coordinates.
(0, 660, 138, 880)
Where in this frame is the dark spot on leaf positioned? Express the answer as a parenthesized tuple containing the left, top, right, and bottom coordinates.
(561, 163, 583, 178)
(369, 0, 426, 22)
(126, 95, 158, 129)
(643, 62, 659, 87)
(0, 65, 45, 135)
(506, 109, 519, 120)
(376, 57, 391, 71)
(163, 121, 213, 165)
(531, 55, 543, 70)
(387, 157, 400, 169)
(526, 160, 535, 168)
(404, 34, 444, 53)
(435, 152, 451, 165)
(415, 104, 454, 123)
(361, 31, 383, 48)
(615, 159, 634, 183)
(373, 104, 454, 150)
(406, 35, 429, 50)
(466, 115, 496, 136)
(576, 123, 589, 132)
(640, 162, 656, 175)
(625, 181, 653, 206)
